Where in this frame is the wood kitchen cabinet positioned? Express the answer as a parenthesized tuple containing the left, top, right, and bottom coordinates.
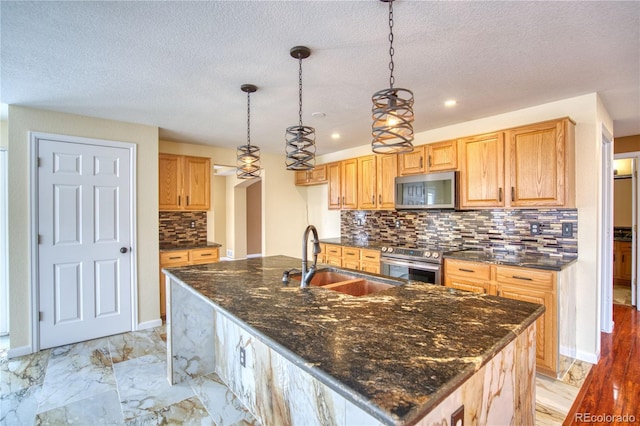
(159, 246, 219, 319)
(495, 265, 556, 376)
(294, 164, 327, 186)
(327, 160, 358, 210)
(357, 154, 397, 210)
(444, 259, 493, 294)
(398, 140, 457, 176)
(505, 118, 575, 207)
(321, 244, 381, 274)
(444, 259, 562, 377)
(458, 132, 505, 209)
(159, 153, 211, 211)
(614, 241, 633, 284)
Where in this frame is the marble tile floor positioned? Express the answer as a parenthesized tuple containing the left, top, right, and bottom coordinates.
(1, 326, 257, 425)
(613, 283, 633, 306)
(1, 326, 591, 426)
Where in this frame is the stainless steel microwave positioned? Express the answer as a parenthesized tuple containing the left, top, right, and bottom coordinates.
(395, 171, 458, 210)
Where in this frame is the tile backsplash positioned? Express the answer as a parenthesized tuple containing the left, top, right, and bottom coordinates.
(159, 211, 207, 246)
(341, 209, 578, 258)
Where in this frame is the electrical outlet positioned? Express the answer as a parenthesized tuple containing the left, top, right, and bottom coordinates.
(395, 220, 401, 229)
(451, 405, 464, 426)
(239, 347, 246, 367)
(562, 222, 573, 237)
(530, 222, 542, 235)
(190, 221, 196, 228)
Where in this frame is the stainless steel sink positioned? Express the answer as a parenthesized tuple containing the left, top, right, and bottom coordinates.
(289, 268, 402, 296)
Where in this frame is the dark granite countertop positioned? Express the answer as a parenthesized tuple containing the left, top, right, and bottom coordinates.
(319, 237, 386, 251)
(164, 255, 543, 425)
(444, 250, 577, 271)
(159, 241, 221, 251)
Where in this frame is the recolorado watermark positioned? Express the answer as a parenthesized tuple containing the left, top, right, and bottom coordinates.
(574, 413, 636, 423)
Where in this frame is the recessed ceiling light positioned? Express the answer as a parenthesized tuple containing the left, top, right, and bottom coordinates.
(444, 99, 457, 107)
(311, 112, 326, 118)
(331, 133, 341, 139)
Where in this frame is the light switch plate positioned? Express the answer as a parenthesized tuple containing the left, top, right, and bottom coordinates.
(562, 222, 573, 237)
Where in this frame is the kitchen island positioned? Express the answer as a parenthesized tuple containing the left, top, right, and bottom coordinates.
(163, 256, 544, 425)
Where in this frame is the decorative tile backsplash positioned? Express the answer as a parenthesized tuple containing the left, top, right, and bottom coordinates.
(159, 211, 207, 246)
(341, 209, 578, 258)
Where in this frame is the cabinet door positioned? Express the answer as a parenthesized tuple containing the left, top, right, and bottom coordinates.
(310, 164, 327, 183)
(358, 156, 377, 210)
(458, 133, 505, 208)
(445, 276, 491, 294)
(183, 156, 210, 210)
(398, 146, 426, 175)
(497, 284, 555, 375)
(427, 140, 457, 172)
(377, 154, 398, 210)
(341, 159, 358, 209)
(159, 154, 182, 210)
(295, 170, 309, 185)
(327, 162, 342, 210)
(620, 242, 633, 281)
(507, 120, 566, 207)
(342, 259, 360, 270)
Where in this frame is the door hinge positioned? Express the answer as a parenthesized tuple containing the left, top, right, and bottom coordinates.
(38, 234, 42, 244)
(39, 311, 43, 321)
(37, 157, 42, 167)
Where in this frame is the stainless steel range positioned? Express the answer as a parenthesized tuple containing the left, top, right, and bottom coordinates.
(379, 243, 465, 285)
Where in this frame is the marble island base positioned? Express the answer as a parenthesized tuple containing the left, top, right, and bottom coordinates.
(164, 256, 541, 425)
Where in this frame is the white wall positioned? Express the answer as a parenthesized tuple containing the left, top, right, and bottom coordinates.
(7, 105, 159, 350)
(315, 93, 609, 362)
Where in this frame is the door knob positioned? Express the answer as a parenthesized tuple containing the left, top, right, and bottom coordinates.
(120, 247, 128, 254)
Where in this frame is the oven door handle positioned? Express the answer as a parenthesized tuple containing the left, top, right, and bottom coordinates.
(381, 258, 440, 272)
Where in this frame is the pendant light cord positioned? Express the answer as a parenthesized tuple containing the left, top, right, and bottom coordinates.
(298, 54, 304, 127)
(388, 0, 395, 89)
(246, 90, 251, 147)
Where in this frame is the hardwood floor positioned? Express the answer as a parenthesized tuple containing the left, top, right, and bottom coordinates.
(564, 304, 640, 425)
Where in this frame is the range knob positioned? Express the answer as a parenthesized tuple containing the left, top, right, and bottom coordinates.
(381, 246, 388, 252)
(387, 247, 394, 253)
(432, 252, 440, 259)
(423, 251, 432, 258)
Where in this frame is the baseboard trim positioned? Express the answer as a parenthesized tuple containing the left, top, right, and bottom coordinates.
(576, 349, 599, 364)
(137, 319, 162, 331)
(7, 344, 33, 359)
(246, 253, 262, 259)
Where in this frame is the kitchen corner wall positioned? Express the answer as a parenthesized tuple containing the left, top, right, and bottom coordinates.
(341, 209, 578, 258)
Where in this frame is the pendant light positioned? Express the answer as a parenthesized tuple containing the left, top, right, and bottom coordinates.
(285, 46, 316, 171)
(372, 0, 414, 154)
(236, 84, 261, 179)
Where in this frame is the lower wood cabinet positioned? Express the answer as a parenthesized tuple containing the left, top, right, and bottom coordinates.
(320, 244, 380, 274)
(613, 241, 632, 285)
(444, 258, 561, 377)
(159, 247, 219, 319)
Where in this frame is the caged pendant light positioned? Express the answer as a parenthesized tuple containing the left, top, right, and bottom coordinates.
(236, 84, 261, 179)
(285, 46, 316, 171)
(372, 0, 415, 154)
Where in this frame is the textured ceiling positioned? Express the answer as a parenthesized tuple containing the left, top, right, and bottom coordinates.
(1, 1, 639, 155)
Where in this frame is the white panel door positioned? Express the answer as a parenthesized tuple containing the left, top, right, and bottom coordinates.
(38, 138, 132, 349)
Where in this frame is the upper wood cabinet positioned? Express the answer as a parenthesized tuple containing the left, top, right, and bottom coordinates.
(506, 118, 575, 207)
(358, 154, 397, 210)
(159, 153, 210, 211)
(398, 140, 457, 176)
(458, 132, 505, 209)
(398, 146, 426, 175)
(327, 160, 357, 210)
(294, 164, 327, 186)
(427, 140, 457, 172)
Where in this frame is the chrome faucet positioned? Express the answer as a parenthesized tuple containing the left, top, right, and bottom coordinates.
(300, 225, 321, 288)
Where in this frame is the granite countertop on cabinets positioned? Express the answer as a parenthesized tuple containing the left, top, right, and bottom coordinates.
(164, 255, 543, 425)
(159, 241, 221, 251)
(444, 250, 577, 271)
(319, 237, 386, 251)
